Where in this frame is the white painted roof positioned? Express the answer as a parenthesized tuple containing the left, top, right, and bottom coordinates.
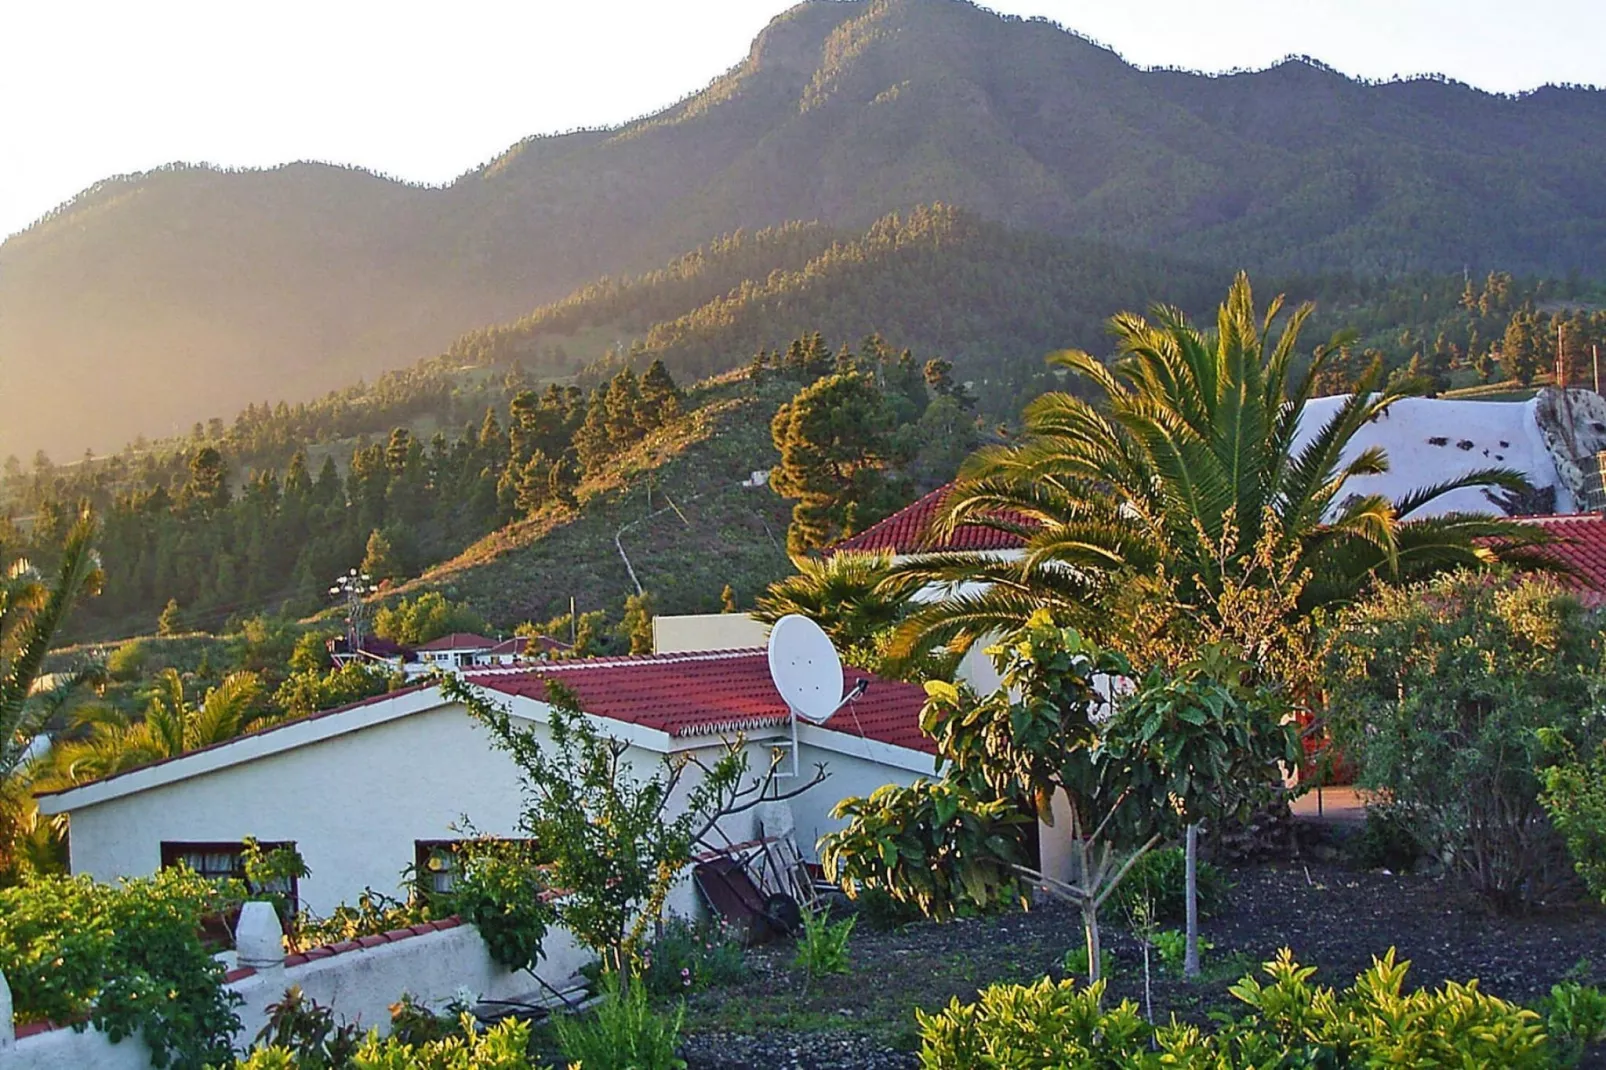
(1291, 396, 1569, 516)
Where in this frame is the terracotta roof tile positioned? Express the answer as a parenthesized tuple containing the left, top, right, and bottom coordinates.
(415, 632, 497, 652)
(468, 650, 935, 754)
(829, 483, 1028, 556)
(1525, 513, 1606, 605)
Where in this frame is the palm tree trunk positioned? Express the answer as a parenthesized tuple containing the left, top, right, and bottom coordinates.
(1184, 823, 1201, 979)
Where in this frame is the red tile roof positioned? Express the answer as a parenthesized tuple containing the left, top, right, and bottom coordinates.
(468, 650, 935, 754)
(1524, 513, 1606, 605)
(415, 632, 497, 652)
(484, 634, 571, 657)
(828, 483, 1027, 556)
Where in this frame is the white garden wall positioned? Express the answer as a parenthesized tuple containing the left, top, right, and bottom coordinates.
(5, 916, 590, 1070)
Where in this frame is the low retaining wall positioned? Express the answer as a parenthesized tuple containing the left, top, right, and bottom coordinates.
(3, 914, 590, 1069)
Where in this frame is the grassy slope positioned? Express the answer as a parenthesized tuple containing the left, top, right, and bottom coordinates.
(387, 373, 796, 628)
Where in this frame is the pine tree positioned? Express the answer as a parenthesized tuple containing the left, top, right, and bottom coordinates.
(1502, 311, 1542, 385)
(770, 372, 894, 553)
(179, 447, 231, 516)
(603, 369, 643, 443)
(573, 390, 612, 476)
(638, 360, 682, 429)
(361, 528, 402, 583)
(157, 598, 183, 637)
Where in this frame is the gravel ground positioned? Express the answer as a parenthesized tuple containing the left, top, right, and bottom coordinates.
(676, 859, 1606, 1067)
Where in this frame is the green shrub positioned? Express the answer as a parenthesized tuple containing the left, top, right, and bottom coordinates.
(552, 975, 686, 1070)
(248, 986, 364, 1069)
(236, 1016, 539, 1069)
(440, 838, 554, 972)
(1150, 928, 1213, 975)
(1541, 741, 1606, 902)
(852, 885, 928, 930)
(917, 975, 1149, 1067)
(1324, 573, 1603, 911)
(917, 948, 1552, 1069)
(1347, 805, 1424, 872)
(641, 916, 747, 996)
(273, 661, 400, 720)
(1109, 845, 1231, 921)
(1543, 982, 1606, 1066)
(0, 869, 245, 1069)
(793, 907, 855, 979)
(1061, 944, 1116, 981)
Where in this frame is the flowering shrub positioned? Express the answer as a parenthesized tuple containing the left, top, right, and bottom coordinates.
(0, 868, 244, 1068)
(640, 916, 747, 996)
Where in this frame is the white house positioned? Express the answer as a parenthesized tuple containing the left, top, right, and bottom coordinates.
(411, 632, 497, 672)
(35, 650, 936, 918)
(471, 634, 571, 668)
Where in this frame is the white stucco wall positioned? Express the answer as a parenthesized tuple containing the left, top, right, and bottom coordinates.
(790, 735, 934, 855)
(43, 690, 928, 918)
(56, 700, 532, 917)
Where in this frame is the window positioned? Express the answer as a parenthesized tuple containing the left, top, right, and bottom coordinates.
(160, 840, 300, 914)
(414, 840, 463, 895)
(413, 838, 540, 898)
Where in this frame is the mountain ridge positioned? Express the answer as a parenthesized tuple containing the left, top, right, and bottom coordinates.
(10, 0, 1606, 457)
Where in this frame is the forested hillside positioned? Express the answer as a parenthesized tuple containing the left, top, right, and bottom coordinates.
(12, 0, 1606, 457)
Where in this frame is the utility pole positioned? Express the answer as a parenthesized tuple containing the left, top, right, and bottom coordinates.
(1557, 321, 1567, 389)
(329, 569, 377, 652)
(1594, 344, 1600, 395)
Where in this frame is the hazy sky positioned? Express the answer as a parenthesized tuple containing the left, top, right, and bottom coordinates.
(5, 0, 1605, 240)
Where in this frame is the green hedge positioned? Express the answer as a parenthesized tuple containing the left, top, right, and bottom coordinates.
(0, 869, 244, 1069)
(918, 948, 1555, 1068)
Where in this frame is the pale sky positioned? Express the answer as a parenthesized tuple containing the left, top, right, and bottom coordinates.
(4, 0, 1605, 240)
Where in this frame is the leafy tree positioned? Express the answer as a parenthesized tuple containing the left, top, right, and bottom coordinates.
(620, 591, 656, 655)
(372, 592, 487, 646)
(770, 371, 899, 553)
(1117, 649, 1299, 977)
(890, 273, 1547, 668)
(443, 676, 824, 986)
(720, 584, 738, 613)
(825, 616, 1203, 982)
(288, 631, 333, 674)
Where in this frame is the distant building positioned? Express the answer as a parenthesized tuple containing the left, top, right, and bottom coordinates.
(472, 634, 572, 668)
(412, 633, 497, 672)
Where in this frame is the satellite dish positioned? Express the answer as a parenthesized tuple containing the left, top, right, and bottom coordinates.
(767, 614, 844, 724)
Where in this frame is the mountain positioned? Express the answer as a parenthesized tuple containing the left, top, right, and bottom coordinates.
(11, 0, 1606, 457)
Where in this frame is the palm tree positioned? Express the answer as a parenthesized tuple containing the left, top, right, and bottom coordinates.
(753, 551, 920, 656)
(0, 510, 102, 786)
(890, 273, 1550, 664)
(44, 669, 267, 786)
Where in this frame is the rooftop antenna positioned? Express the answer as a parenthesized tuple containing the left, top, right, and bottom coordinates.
(766, 614, 869, 775)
